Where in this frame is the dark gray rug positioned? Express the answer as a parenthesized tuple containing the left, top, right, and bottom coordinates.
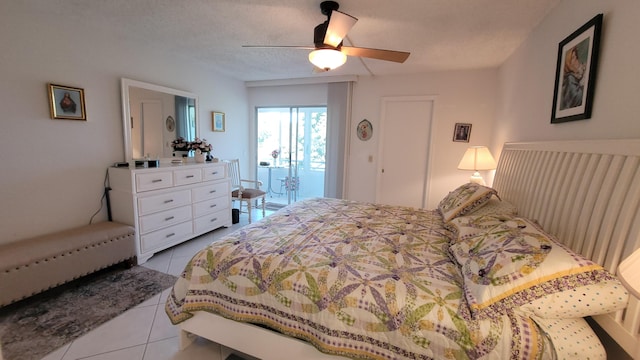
(0, 265, 177, 360)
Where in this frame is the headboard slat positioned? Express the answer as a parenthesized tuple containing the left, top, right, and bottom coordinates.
(493, 140, 640, 358)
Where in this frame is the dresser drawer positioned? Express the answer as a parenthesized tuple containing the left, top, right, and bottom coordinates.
(192, 182, 229, 201)
(203, 165, 226, 181)
(174, 168, 203, 186)
(193, 196, 230, 218)
(135, 171, 173, 192)
(138, 189, 191, 216)
(139, 205, 192, 234)
(140, 221, 193, 253)
(194, 208, 230, 234)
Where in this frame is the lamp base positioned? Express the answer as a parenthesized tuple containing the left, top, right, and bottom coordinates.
(469, 172, 486, 186)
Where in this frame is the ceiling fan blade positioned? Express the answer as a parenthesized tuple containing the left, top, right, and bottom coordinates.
(242, 45, 315, 50)
(341, 46, 410, 63)
(324, 10, 357, 47)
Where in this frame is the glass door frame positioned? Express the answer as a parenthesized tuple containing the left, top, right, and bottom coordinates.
(255, 105, 327, 205)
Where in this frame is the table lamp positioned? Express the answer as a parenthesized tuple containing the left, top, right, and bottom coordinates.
(618, 248, 640, 298)
(457, 146, 497, 185)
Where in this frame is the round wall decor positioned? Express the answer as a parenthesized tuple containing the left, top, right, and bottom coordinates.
(357, 119, 373, 141)
(166, 116, 175, 132)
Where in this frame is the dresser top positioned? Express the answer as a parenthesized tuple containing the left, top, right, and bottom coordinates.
(113, 161, 226, 172)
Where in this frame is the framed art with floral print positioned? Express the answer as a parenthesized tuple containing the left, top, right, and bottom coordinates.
(212, 111, 225, 132)
(48, 83, 86, 120)
(551, 14, 603, 124)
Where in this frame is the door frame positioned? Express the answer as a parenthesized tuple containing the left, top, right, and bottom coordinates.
(375, 95, 437, 208)
(255, 106, 328, 204)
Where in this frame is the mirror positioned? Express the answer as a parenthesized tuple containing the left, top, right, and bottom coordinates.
(121, 78, 199, 162)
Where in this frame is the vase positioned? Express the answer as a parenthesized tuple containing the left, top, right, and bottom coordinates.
(194, 150, 205, 163)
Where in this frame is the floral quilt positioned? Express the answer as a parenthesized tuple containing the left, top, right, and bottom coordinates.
(166, 198, 548, 360)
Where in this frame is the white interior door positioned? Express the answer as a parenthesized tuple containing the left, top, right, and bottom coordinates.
(376, 96, 434, 208)
(141, 100, 163, 158)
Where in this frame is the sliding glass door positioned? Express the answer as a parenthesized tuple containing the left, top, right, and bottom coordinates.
(256, 106, 327, 206)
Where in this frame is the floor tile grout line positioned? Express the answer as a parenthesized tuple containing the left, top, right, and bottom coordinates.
(73, 343, 147, 360)
(140, 299, 160, 360)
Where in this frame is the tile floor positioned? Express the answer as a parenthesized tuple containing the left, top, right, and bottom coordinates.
(40, 208, 272, 360)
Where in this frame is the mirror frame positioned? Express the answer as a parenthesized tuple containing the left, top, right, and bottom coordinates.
(120, 78, 200, 163)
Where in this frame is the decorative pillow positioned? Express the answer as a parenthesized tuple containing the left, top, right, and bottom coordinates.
(445, 213, 516, 244)
(449, 217, 628, 319)
(466, 197, 518, 217)
(437, 183, 497, 222)
(530, 316, 606, 359)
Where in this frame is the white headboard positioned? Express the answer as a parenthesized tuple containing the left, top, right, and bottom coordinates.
(492, 139, 640, 357)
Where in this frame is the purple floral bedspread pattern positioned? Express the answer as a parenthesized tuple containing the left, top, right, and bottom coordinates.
(166, 198, 546, 359)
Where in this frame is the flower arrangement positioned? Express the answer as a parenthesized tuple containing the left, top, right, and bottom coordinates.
(171, 137, 212, 155)
(271, 149, 280, 159)
(190, 137, 212, 154)
(171, 137, 190, 151)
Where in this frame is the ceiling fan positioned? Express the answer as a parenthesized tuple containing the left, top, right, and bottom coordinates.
(243, 1, 410, 72)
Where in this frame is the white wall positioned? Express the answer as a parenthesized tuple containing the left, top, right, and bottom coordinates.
(247, 70, 498, 209)
(0, 4, 248, 244)
(494, 0, 640, 153)
(348, 70, 498, 208)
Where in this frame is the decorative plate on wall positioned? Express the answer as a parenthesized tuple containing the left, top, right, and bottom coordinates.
(357, 119, 373, 141)
(166, 116, 175, 132)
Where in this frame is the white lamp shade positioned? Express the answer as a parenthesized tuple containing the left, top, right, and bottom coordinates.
(618, 248, 640, 298)
(309, 49, 347, 70)
(457, 146, 497, 171)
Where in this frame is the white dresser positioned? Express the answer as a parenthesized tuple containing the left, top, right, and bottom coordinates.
(108, 162, 231, 264)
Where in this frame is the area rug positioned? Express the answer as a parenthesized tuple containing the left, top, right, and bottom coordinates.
(0, 265, 177, 360)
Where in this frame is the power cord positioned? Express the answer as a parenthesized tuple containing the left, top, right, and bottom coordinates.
(89, 169, 110, 224)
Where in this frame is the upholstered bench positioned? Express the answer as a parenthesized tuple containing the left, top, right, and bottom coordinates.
(0, 221, 136, 307)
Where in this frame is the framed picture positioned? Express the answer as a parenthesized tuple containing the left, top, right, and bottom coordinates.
(453, 123, 471, 142)
(48, 83, 86, 120)
(551, 14, 603, 124)
(212, 111, 225, 132)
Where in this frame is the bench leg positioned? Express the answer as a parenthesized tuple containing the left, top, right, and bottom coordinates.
(124, 256, 137, 268)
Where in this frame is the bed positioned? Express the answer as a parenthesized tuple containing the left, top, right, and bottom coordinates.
(166, 139, 640, 359)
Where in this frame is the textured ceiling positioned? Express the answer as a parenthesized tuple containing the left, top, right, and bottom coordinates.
(19, 0, 561, 82)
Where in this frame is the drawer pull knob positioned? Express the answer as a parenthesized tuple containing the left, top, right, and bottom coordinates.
(152, 179, 163, 183)
(210, 218, 218, 222)
(165, 216, 175, 221)
(164, 199, 174, 203)
(210, 204, 217, 208)
(210, 190, 216, 193)
(211, 171, 218, 175)
(186, 175, 195, 178)
(166, 233, 176, 238)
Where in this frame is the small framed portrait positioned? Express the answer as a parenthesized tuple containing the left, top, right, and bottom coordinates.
(212, 111, 225, 132)
(453, 123, 472, 142)
(551, 14, 603, 123)
(48, 84, 86, 120)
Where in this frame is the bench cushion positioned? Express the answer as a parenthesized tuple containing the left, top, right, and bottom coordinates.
(0, 222, 135, 306)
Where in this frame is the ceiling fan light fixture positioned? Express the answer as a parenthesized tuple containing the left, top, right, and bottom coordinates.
(308, 49, 346, 70)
